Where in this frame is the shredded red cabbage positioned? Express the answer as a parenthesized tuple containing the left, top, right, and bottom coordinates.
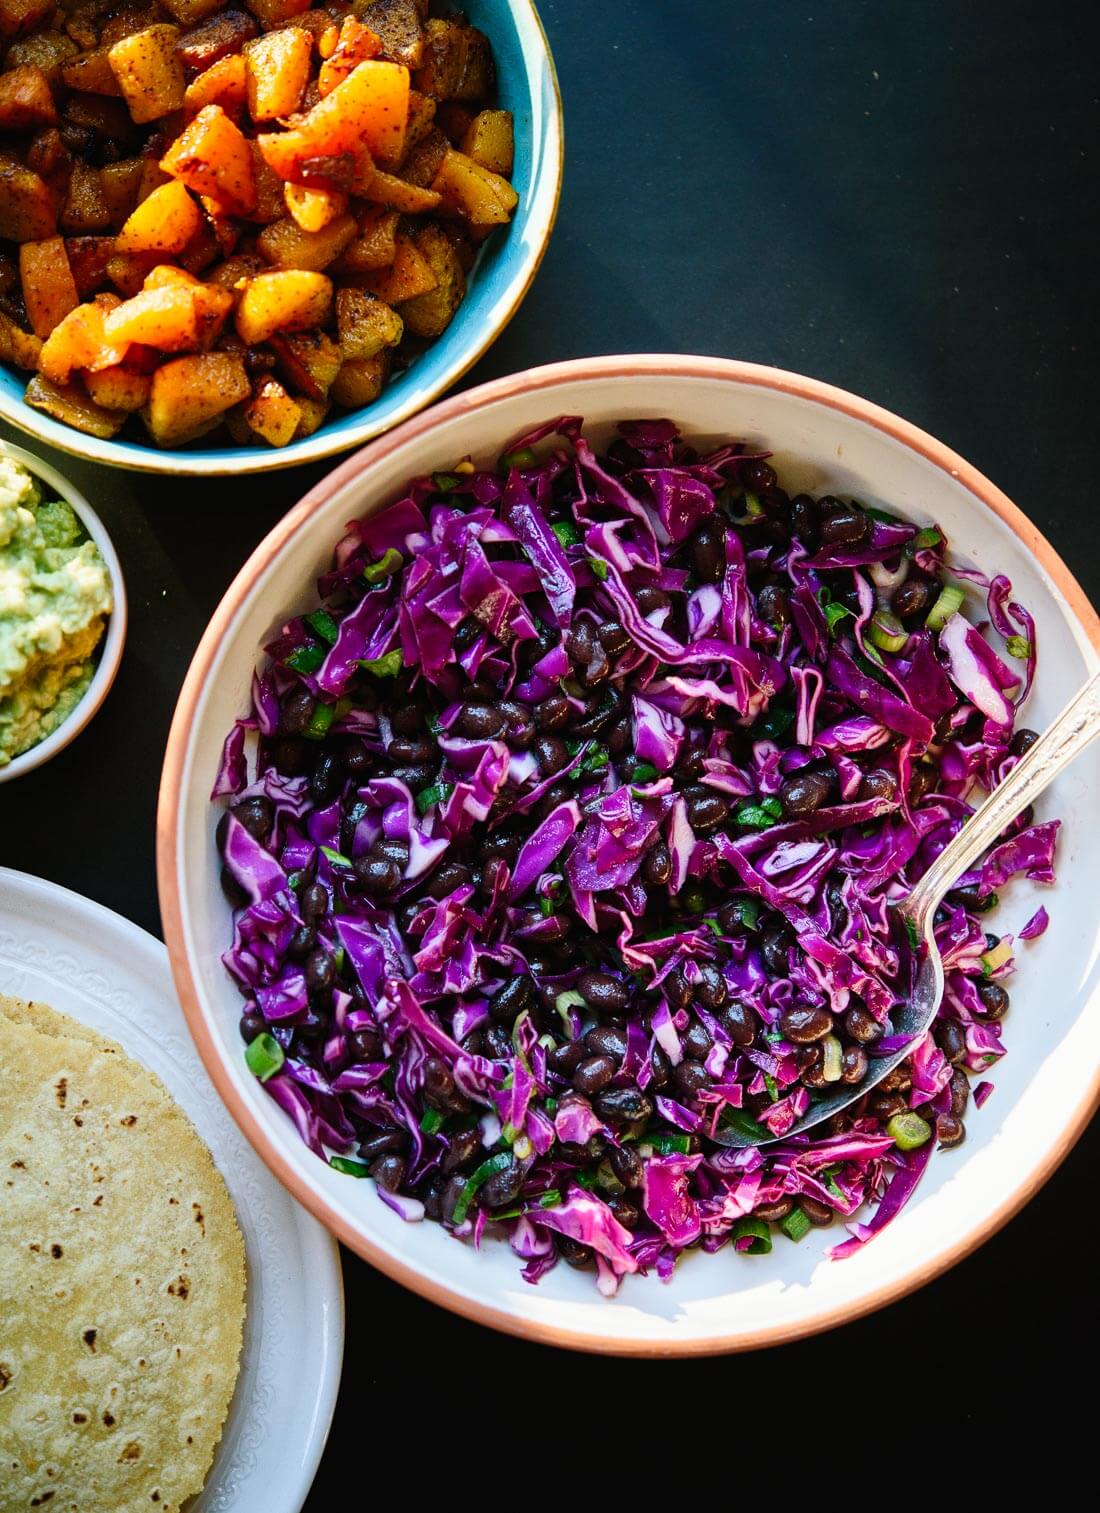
(213, 418, 1057, 1291)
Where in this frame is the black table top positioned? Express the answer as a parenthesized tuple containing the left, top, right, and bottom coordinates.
(2, 0, 1095, 1472)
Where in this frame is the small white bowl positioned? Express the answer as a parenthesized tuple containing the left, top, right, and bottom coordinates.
(0, 439, 127, 783)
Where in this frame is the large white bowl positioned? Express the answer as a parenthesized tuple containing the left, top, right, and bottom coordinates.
(158, 356, 1100, 1354)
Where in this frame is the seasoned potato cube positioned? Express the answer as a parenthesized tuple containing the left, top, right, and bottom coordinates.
(84, 361, 153, 412)
(318, 16, 380, 95)
(0, 153, 57, 241)
(330, 205, 398, 272)
(354, 0, 423, 68)
(103, 282, 202, 348)
(401, 87, 437, 151)
(115, 178, 202, 254)
(99, 157, 145, 227)
(359, 231, 435, 303)
(331, 352, 386, 408)
(244, 26, 312, 121)
(256, 213, 357, 271)
(243, 375, 302, 446)
(184, 54, 248, 116)
(257, 58, 409, 177)
(161, 105, 256, 216)
(207, 253, 265, 295)
(108, 24, 186, 123)
(283, 182, 348, 233)
(242, 0, 312, 25)
(335, 285, 402, 359)
(37, 298, 127, 383)
(268, 326, 341, 396)
(0, 308, 43, 369)
(19, 237, 80, 338)
(64, 91, 135, 141)
(0, 65, 58, 128)
(145, 350, 249, 444)
(397, 221, 464, 338)
(61, 162, 113, 234)
(24, 372, 127, 436)
(430, 148, 516, 224)
(176, 9, 259, 71)
(159, 0, 225, 24)
(235, 268, 332, 344)
(65, 235, 118, 295)
(142, 263, 234, 345)
(460, 109, 513, 176)
(453, 27, 493, 102)
(361, 166, 440, 213)
(106, 251, 159, 297)
(3, 30, 78, 87)
(412, 17, 467, 99)
(292, 392, 329, 437)
(399, 124, 448, 187)
(0, 0, 54, 40)
(60, 49, 122, 97)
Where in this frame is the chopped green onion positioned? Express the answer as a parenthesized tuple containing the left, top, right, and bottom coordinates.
(537, 1189, 562, 1208)
(544, 1097, 558, 1115)
(485, 1205, 524, 1221)
(577, 746, 609, 776)
(757, 701, 795, 738)
(720, 1109, 767, 1141)
(820, 1169, 846, 1203)
(588, 556, 609, 581)
(780, 1206, 813, 1242)
(499, 445, 537, 471)
(1006, 634, 1031, 660)
(980, 939, 1013, 975)
(649, 1132, 692, 1155)
(733, 1216, 773, 1254)
(909, 525, 943, 552)
(305, 609, 339, 644)
(303, 702, 336, 740)
(824, 601, 853, 633)
(704, 918, 723, 937)
(362, 547, 403, 583)
(865, 506, 900, 524)
(244, 1032, 284, 1082)
(743, 491, 764, 517)
(329, 1155, 371, 1177)
(415, 781, 452, 815)
(431, 472, 460, 493)
(867, 609, 908, 654)
(925, 584, 965, 632)
(287, 871, 302, 891)
(821, 1033, 843, 1083)
(724, 897, 760, 932)
(735, 802, 778, 829)
(554, 989, 585, 1033)
(551, 519, 581, 549)
(451, 1151, 512, 1225)
(887, 1111, 932, 1150)
(761, 796, 783, 820)
(762, 1071, 779, 1102)
(320, 845, 351, 867)
(574, 1169, 599, 1190)
(358, 649, 403, 678)
(284, 643, 325, 675)
(539, 897, 555, 917)
(903, 916, 920, 950)
(630, 762, 659, 785)
(596, 1161, 625, 1193)
(680, 887, 706, 914)
(420, 1108, 445, 1134)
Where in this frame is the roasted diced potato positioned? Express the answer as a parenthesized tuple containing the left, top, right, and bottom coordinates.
(335, 284, 402, 358)
(354, 0, 422, 68)
(84, 360, 153, 411)
(256, 212, 357, 270)
(284, 181, 348, 232)
(243, 375, 302, 445)
(400, 124, 448, 187)
(330, 351, 385, 407)
(184, 54, 248, 117)
(60, 49, 122, 97)
(453, 27, 493, 102)
(161, 104, 256, 216)
(317, 15, 380, 95)
(3, 29, 78, 86)
(362, 166, 439, 213)
(64, 90, 136, 141)
(397, 220, 463, 337)
(207, 251, 264, 294)
(175, 8, 259, 71)
(60, 161, 113, 233)
(0, 308, 43, 369)
(19, 237, 80, 337)
(102, 281, 200, 348)
(24, 371, 127, 436)
(65, 234, 116, 295)
(0, 0, 54, 41)
(143, 263, 234, 344)
(460, 109, 513, 177)
(268, 325, 341, 395)
(37, 297, 126, 383)
(292, 391, 329, 436)
(108, 24, 186, 123)
(0, 153, 57, 241)
(430, 147, 516, 224)
(99, 157, 144, 227)
(331, 205, 398, 271)
(106, 250, 159, 296)
(0, 64, 57, 127)
(235, 267, 332, 343)
(242, 0, 312, 25)
(158, 0, 225, 24)
(115, 178, 202, 254)
(257, 57, 409, 177)
(244, 26, 312, 121)
(359, 230, 434, 302)
(144, 350, 249, 444)
(412, 17, 466, 99)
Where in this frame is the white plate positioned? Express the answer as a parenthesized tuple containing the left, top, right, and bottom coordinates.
(0, 868, 344, 1510)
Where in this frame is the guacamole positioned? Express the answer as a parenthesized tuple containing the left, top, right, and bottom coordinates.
(0, 456, 112, 767)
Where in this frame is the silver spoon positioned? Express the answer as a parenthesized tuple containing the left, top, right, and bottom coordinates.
(718, 668, 1100, 1147)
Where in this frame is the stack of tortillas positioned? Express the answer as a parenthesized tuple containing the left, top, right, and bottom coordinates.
(0, 995, 246, 1512)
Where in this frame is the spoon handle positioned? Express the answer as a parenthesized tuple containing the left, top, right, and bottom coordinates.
(905, 667, 1100, 929)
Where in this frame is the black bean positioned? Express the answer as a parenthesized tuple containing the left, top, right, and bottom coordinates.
(950, 1068, 971, 1118)
(761, 928, 793, 977)
(717, 900, 749, 935)
(721, 1000, 757, 1047)
(585, 1024, 628, 1061)
(535, 695, 571, 732)
(341, 740, 372, 774)
(572, 1055, 616, 1094)
(936, 1113, 966, 1148)
(238, 1010, 265, 1042)
(577, 971, 630, 1013)
(497, 699, 535, 747)
(353, 853, 402, 896)
(642, 841, 672, 886)
(557, 1234, 593, 1268)
(273, 737, 311, 775)
(757, 582, 790, 629)
(689, 522, 726, 584)
(370, 1154, 406, 1192)
(753, 1197, 794, 1223)
(778, 1005, 833, 1043)
(857, 768, 897, 804)
(460, 1029, 485, 1058)
(672, 1060, 710, 1101)
(607, 1195, 640, 1230)
(480, 1159, 524, 1209)
(422, 1056, 456, 1108)
(741, 457, 777, 493)
(287, 924, 318, 959)
(634, 584, 670, 615)
(359, 1128, 406, 1158)
(844, 1004, 882, 1044)
(547, 1039, 586, 1076)
(870, 1091, 908, 1120)
(649, 1046, 671, 1087)
(565, 620, 597, 665)
(1009, 727, 1039, 758)
(892, 577, 933, 620)
(488, 974, 534, 1024)
(684, 788, 728, 833)
(279, 687, 316, 736)
(780, 768, 832, 817)
(663, 966, 692, 1010)
(533, 734, 570, 776)
(483, 1024, 512, 1060)
(786, 493, 819, 543)
(387, 735, 435, 765)
(391, 762, 436, 791)
(595, 1086, 654, 1126)
(976, 980, 1009, 1019)
(909, 761, 937, 803)
(442, 1127, 483, 1172)
(230, 795, 275, 843)
(841, 1046, 868, 1085)
(609, 1143, 644, 1188)
(441, 1173, 467, 1223)
(798, 1196, 835, 1227)
(458, 702, 506, 739)
(683, 1021, 713, 1060)
(300, 881, 328, 921)
(879, 1064, 911, 1092)
(800, 1047, 827, 1088)
(694, 961, 728, 1009)
(598, 620, 631, 655)
(937, 1020, 968, 1065)
(607, 716, 632, 755)
(350, 1029, 381, 1061)
(374, 838, 410, 868)
(305, 949, 336, 997)
(535, 781, 572, 822)
(390, 702, 428, 735)
(818, 504, 871, 548)
(427, 860, 472, 899)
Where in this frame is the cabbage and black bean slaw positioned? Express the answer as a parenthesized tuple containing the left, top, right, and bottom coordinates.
(213, 417, 1057, 1292)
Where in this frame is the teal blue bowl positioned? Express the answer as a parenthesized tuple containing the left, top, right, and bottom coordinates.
(0, 1, 562, 476)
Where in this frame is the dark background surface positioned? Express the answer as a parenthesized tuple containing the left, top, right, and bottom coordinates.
(2, 0, 1096, 1467)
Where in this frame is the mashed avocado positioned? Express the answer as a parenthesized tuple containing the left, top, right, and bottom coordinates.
(0, 456, 112, 767)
